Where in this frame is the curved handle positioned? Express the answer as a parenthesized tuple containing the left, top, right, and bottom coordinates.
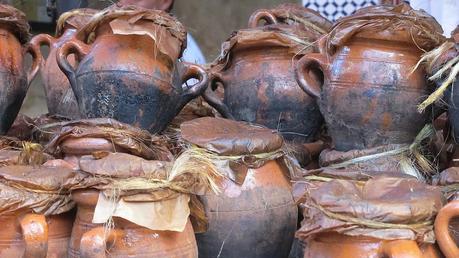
(23, 43, 42, 86)
(295, 53, 329, 99)
(56, 39, 90, 104)
(435, 200, 459, 258)
(80, 226, 123, 258)
(248, 10, 278, 28)
(19, 213, 49, 258)
(202, 72, 234, 119)
(179, 62, 209, 102)
(30, 33, 56, 63)
(381, 239, 424, 258)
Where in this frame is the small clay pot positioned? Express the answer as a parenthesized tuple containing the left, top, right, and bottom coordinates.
(296, 33, 433, 151)
(56, 20, 208, 133)
(69, 190, 198, 258)
(30, 9, 97, 119)
(305, 232, 441, 258)
(0, 211, 74, 258)
(196, 160, 297, 258)
(435, 200, 459, 258)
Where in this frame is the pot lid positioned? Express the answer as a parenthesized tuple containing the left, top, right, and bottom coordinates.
(56, 8, 98, 37)
(180, 117, 283, 156)
(0, 4, 30, 44)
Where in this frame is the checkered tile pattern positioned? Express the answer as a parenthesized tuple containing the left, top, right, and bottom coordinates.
(304, 0, 379, 21)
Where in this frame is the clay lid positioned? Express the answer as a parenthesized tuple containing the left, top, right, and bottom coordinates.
(180, 117, 283, 156)
(76, 5, 187, 59)
(324, 3, 445, 55)
(56, 8, 98, 36)
(0, 165, 76, 191)
(0, 4, 30, 44)
(78, 152, 170, 179)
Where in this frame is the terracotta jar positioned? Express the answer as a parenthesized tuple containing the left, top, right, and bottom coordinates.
(0, 5, 40, 135)
(56, 7, 208, 133)
(297, 176, 443, 258)
(435, 201, 459, 258)
(30, 8, 97, 119)
(295, 4, 444, 151)
(70, 190, 198, 258)
(204, 6, 331, 144)
(180, 117, 298, 258)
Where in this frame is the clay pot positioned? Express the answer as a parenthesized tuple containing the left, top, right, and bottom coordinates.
(295, 35, 432, 151)
(434, 200, 459, 258)
(203, 15, 323, 144)
(30, 9, 96, 119)
(0, 25, 40, 134)
(69, 189, 198, 258)
(56, 23, 208, 133)
(196, 160, 297, 258)
(305, 232, 441, 258)
(0, 211, 74, 258)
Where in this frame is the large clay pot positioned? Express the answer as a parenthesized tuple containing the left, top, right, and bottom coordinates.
(204, 14, 324, 144)
(0, 6, 40, 135)
(305, 232, 441, 258)
(30, 8, 96, 119)
(69, 190, 198, 258)
(196, 160, 297, 258)
(0, 211, 74, 258)
(56, 16, 208, 133)
(435, 200, 459, 258)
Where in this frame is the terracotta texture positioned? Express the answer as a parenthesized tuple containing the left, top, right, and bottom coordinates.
(295, 4, 444, 151)
(69, 190, 198, 258)
(30, 8, 97, 119)
(0, 5, 40, 135)
(0, 212, 74, 258)
(56, 6, 208, 133)
(435, 200, 459, 258)
(204, 6, 331, 144)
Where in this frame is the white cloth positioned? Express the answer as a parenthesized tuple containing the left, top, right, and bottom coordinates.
(409, 0, 459, 36)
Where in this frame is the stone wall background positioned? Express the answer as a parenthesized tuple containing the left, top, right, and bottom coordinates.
(16, 0, 298, 116)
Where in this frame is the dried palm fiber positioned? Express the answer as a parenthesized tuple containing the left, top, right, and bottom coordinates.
(55, 8, 98, 36)
(0, 165, 77, 216)
(415, 32, 459, 112)
(31, 114, 71, 145)
(0, 138, 51, 167)
(0, 4, 30, 44)
(306, 124, 436, 181)
(6, 114, 35, 141)
(70, 152, 222, 232)
(211, 5, 332, 75)
(296, 176, 444, 243)
(74, 4, 186, 61)
(323, 3, 444, 56)
(45, 118, 173, 161)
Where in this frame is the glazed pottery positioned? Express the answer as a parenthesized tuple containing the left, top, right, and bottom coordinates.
(196, 160, 297, 258)
(56, 11, 208, 133)
(305, 232, 441, 258)
(70, 190, 198, 258)
(30, 9, 96, 119)
(0, 211, 74, 258)
(435, 200, 459, 258)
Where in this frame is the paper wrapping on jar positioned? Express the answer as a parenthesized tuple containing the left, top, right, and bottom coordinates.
(433, 167, 459, 201)
(0, 4, 30, 44)
(324, 3, 445, 55)
(0, 165, 78, 216)
(296, 176, 444, 243)
(76, 5, 186, 60)
(46, 118, 173, 161)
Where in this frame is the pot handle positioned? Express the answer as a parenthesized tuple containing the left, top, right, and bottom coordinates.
(179, 62, 209, 101)
(30, 34, 56, 63)
(23, 43, 42, 86)
(80, 226, 123, 258)
(202, 72, 234, 119)
(248, 10, 278, 28)
(56, 39, 90, 103)
(435, 200, 459, 258)
(19, 213, 49, 258)
(381, 239, 424, 258)
(295, 53, 328, 99)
